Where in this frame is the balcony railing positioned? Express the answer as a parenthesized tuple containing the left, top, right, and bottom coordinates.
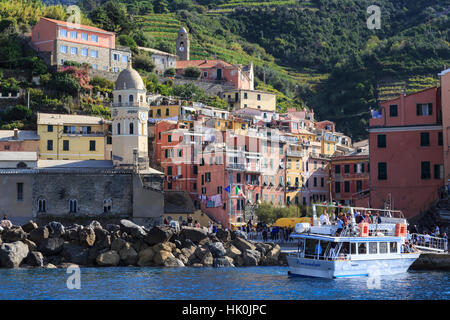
(226, 163, 245, 170)
(287, 150, 305, 157)
(113, 102, 148, 108)
(245, 165, 262, 173)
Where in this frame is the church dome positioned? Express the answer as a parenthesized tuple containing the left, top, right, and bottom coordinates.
(179, 27, 188, 34)
(115, 63, 145, 90)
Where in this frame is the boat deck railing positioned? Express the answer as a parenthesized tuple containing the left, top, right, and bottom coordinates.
(410, 233, 448, 253)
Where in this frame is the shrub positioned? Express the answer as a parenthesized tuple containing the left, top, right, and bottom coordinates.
(133, 53, 155, 73)
(164, 68, 176, 77)
(183, 66, 201, 79)
(118, 34, 137, 50)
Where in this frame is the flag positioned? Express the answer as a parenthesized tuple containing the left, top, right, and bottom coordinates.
(236, 186, 246, 198)
(225, 185, 231, 193)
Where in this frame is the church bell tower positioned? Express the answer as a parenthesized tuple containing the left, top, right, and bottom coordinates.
(176, 27, 190, 61)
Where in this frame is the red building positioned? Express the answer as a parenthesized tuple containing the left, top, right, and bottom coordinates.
(331, 150, 369, 206)
(368, 86, 444, 218)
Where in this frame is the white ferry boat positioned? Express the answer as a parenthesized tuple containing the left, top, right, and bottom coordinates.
(287, 204, 420, 279)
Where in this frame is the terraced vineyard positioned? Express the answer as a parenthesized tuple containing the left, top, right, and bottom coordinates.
(207, 0, 314, 13)
(377, 76, 440, 102)
(135, 12, 328, 91)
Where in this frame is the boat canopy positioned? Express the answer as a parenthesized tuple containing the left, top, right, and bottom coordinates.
(290, 233, 402, 243)
(274, 217, 312, 228)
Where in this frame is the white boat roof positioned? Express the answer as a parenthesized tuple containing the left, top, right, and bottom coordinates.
(290, 233, 402, 242)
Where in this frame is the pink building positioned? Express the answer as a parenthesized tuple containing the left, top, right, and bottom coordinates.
(369, 86, 444, 218)
(175, 60, 254, 90)
(31, 17, 131, 73)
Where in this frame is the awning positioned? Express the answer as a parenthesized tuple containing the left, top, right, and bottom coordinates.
(273, 217, 312, 228)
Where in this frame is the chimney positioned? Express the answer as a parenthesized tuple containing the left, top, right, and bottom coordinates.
(13, 128, 18, 140)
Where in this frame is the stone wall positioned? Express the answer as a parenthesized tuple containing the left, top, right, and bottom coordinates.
(159, 77, 235, 96)
(32, 172, 134, 217)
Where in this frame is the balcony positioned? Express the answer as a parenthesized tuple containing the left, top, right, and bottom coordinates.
(245, 164, 262, 173)
(113, 102, 148, 108)
(62, 131, 106, 137)
(287, 150, 305, 158)
(226, 163, 245, 170)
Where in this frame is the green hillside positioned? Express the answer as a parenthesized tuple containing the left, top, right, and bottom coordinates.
(2, 0, 449, 140)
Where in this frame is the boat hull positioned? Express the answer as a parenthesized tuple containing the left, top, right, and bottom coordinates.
(287, 254, 420, 279)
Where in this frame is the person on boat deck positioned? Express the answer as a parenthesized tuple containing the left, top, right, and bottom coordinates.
(355, 212, 363, 224)
(336, 216, 344, 235)
(441, 233, 448, 252)
(320, 211, 330, 225)
(315, 242, 322, 255)
(434, 226, 440, 236)
(375, 213, 382, 224)
(2, 214, 6, 220)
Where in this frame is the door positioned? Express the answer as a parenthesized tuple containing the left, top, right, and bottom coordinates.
(217, 68, 222, 80)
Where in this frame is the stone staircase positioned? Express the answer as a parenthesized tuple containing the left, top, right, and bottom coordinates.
(410, 196, 450, 234)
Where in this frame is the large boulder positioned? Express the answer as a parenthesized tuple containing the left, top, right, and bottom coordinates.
(243, 249, 261, 266)
(231, 229, 247, 240)
(144, 226, 174, 246)
(194, 246, 208, 260)
(179, 227, 209, 244)
(119, 220, 147, 238)
(22, 239, 37, 252)
(225, 245, 241, 259)
(21, 221, 38, 233)
(260, 256, 279, 266)
(201, 252, 213, 266)
(38, 237, 65, 256)
(105, 224, 121, 233)
(152, 242, 174, 253)
(96, 250, 120, 266)
(111, 238, 127, 252)
(215, 229, 231, 243)
(208, 242, 226, 258)
(25, 251, 44, 267)
(63, 226, 81, 243)
(232, 237, 256, 252)
(153, 250, 175, 266)
(62, 243, 89, 265)
(89, 220, 103, 230)
(213, 257, 234, 268)
(46, 222, 65, 238)
(266, 244, 281, 260)
(79, 227, 96, 247)
(137, 247, 155, 267)
(28, 226, 49, 244)
(94, 228, 111, 249)
(0, 241, 29, 268)
(2, 227, 27, 242)
(119, 242, 138, 265)
(163, 257, 185, 267)
(175, 253, 188, 265)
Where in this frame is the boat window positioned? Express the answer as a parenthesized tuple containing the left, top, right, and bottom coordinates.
(350, 243, 357, 254)
(305, 239, 319, 257)
(369, 242, 378, 254)
(389, 242, 398, 253)
(358, 243, 367, 254)
(379, 242, 388, 254)
(341, 242, 350, 255)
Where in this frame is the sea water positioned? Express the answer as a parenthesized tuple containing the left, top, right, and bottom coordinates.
(0, 267, 448, 300)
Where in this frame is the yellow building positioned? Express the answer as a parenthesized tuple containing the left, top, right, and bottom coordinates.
(285, 142, 304, 206)
(37, 113, 111, 160)
(221, 89, 276, 112)
(149, 104, 180, 120)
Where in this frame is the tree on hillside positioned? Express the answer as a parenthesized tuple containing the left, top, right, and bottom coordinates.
(90, 0, 134, 34)
(153, 0, 169, 14)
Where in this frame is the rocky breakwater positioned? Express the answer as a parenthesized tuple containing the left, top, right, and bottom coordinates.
(0, 220, 286, 269)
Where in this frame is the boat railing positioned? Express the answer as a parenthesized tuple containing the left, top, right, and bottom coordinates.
(410, 233, 448, 253)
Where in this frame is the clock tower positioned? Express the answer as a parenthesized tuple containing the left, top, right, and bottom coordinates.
(111, 62, 149, 170)
(176, 27, 190, 61)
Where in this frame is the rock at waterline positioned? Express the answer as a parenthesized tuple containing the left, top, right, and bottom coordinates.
(208, 242, 226, 258)
(213, 257, 234, 268)
(137, 247, 155, 267)
(0, 241, 29, 268)
(225, 244, 241, 259)
(96, 250, 120, 266)
(62, 243, 89, 265)
(38, 237, 65, 256)
(153, 250, 175, 266)
(25, 251, 44, 267)
(163, 257, 185, 267)
(119, 242, 138, 265)
(201, 251, 213, 266)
